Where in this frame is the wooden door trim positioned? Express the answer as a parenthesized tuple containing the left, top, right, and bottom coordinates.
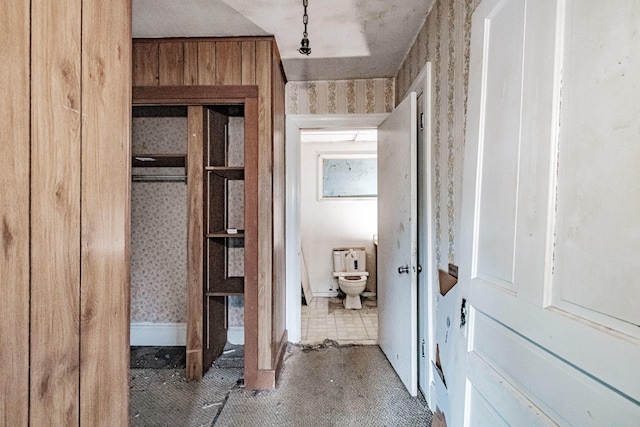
(135, 86, 260, 385)
(133, 85, 258, 105)
(186, 106, 205, 379)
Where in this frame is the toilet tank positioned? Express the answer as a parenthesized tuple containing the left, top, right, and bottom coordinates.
(333, 250, 345, 272)
(333, 248, 367, 273)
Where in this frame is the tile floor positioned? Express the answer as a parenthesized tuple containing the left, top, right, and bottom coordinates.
(301, 296, 378, 345)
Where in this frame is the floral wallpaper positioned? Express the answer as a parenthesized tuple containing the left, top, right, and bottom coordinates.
(131, 115, 188, 323)
(395, 0, 480, 270)
(131, 113, 245, 327)
(286, 78, 395, 115)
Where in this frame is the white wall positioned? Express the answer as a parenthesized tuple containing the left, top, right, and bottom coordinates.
(300, 140, 378, 295)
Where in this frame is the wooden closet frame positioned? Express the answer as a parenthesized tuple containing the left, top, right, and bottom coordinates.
(132, 85, 261, 386)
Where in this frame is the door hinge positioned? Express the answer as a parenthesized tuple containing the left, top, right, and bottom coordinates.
(420, 112, 425, 131)
(421, 339, 426, 358)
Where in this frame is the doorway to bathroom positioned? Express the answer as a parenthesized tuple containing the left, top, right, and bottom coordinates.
(298, 128, 379, 345)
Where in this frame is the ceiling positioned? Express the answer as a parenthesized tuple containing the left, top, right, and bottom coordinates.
(132, 0, 434, 81)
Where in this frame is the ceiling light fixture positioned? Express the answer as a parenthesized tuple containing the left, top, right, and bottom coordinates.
(298, 0, 311, 55)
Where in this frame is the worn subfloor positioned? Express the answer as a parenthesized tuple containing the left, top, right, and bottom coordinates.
(130, 341, 432, 426)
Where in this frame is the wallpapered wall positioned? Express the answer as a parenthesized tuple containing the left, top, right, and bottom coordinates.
(131, 113, 244, 327)
(131, 116, 188, 323)
(396, 0, 480, 270)
(394, 0, 480, 419)
(286, 78, 395, 115)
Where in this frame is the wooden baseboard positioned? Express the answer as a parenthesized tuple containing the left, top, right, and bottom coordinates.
(244, 329, 288, 390)
(274, 329, 288, 383)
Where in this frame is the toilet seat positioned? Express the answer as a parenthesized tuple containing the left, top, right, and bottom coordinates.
(332, 272, 369, 278)
(338, 276, 367, 309)
(338, 276, 367, 288)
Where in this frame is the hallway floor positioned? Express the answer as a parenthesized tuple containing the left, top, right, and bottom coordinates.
(301, 296, 378, 345)
(130, 342, 432, 426)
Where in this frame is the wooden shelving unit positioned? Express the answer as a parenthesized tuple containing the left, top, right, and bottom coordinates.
(204, 106, 246, 303)
(133, 154, 186, 168)
(133, 36, 286, 390)
(205, 166, 244, 180)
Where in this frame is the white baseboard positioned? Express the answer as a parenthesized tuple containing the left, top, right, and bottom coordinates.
(130, 322, 186, 346)
(131, 322, 244, 346)
(311, 291, 376, 298)
(227, 326, 244, 345)
(313, 291, 339, 298)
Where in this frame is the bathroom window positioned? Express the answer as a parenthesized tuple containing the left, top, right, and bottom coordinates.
(319, 153, 377, 199)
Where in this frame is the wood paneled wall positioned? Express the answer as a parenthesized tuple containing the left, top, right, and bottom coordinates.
(272, 56, 288, 366)
(31, 1, 82, 424)
(79, 0, 131, 424)
(1, 1, 30, 425)
(133, 38, 267, 87)
(132, 37, 287, 385)
(255, 40, 274, 371)
(2, 0, 131, 425)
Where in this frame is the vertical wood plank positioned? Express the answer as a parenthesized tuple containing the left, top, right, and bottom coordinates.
(255, 40, 273, 370)
(243, 97, 260, 389)
(241, 41, 256, 85)
(216, 41, 242, 85)
(271, 50, 288, 357)
(0, 0, 30, 425)
(183, 42, 199, 85)
(186, 106, 205, 379)
(30, 0, 81, 424)
(159, 42, 184, 85)
(133, 41, 159, 86)
(79, 0, 131, 425)
(197, 42, 216, 85)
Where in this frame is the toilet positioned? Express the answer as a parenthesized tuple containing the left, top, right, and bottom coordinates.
(333, 248, 369, 309)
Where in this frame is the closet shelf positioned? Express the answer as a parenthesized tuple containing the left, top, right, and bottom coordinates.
(205, 291, 244, 297)
(206, 166, 244, 180)
(132, 174, 187, 182)
(207, 230, 245, 238)
(206, 277, 244, 295)
(133, 154, 186, 168)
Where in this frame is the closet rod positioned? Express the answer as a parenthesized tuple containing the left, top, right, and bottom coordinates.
(132, 175, 187, 182)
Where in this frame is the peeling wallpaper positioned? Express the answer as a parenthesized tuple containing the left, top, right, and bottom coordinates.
(131, 115, 244, 327)
(396, 0, 480, 270)
(286, 78, 395, 115)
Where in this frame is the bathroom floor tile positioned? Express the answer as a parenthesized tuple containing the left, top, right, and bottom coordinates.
(301, 297, 378, 345)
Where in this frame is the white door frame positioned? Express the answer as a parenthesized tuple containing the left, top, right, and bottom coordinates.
(284, 65, 434, 397)
(404, 63, 435, 405)
(285, 114, 387, 343)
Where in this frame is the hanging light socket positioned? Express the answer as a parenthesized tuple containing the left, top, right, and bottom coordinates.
(299, 36, 311, 55)
(298, 0, 311, 55)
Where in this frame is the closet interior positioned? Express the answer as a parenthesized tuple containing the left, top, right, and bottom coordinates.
(130, 35, 288, 391)
(131, 97, 255, 381)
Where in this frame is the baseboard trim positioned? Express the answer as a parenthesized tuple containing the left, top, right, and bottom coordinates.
(312, 291, 376, 298)
(313, 291, 339, 298)
(228, 325, 245, 345)
(130, 322, 186, 346)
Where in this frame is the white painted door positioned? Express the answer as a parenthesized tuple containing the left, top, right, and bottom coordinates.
(452, 0, 640, 425)
(378, 92, 418, 396)
(416, 90, 429, 397)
